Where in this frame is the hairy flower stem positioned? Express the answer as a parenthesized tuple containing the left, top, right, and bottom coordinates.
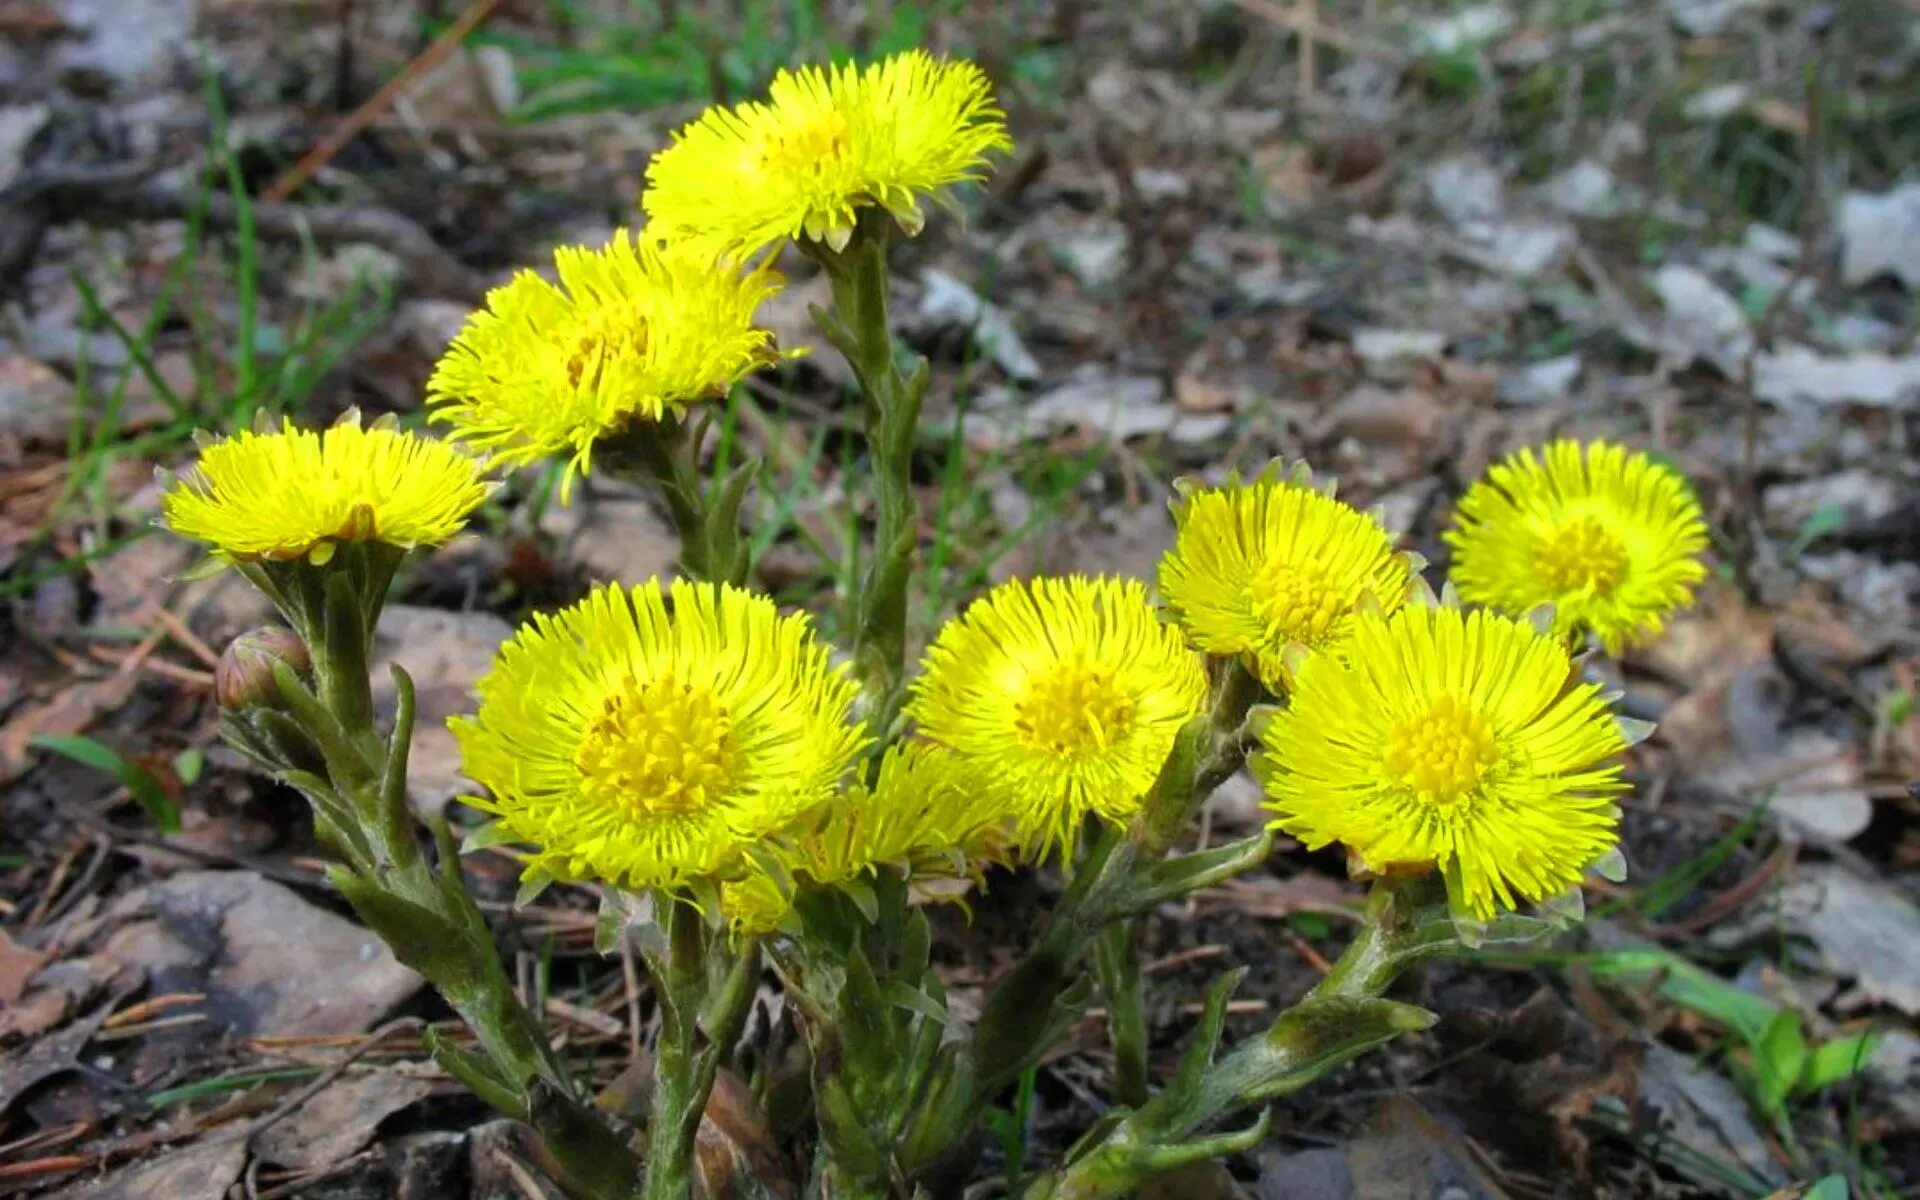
(1188, 660, 1262, 807)
(896, 830, 1137, 1180)
(225, 558, 639, 1200)
(811, 218, 929, 735)
(1090, 659, 1262, 1105)
(637, 895, 763, 1200)
(1025, 879, 1471, 1200)
(1093, 923, 1150, 1108)
(607, 415, 753, 587)
(642, 895, 706, 1200)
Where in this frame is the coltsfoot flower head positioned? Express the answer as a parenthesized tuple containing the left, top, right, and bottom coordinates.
(1159, 467, 1414, 689)
(1445, 440, 1708, 654)
(643, 50, 1010, 255)
(908, 576, 1206, 851)
(427, 230, 784, 494)
(453, 580, 868, 890)
(161, 414, 488, 563)
(724, 742, 1014, 933)
(1253, 603, 1630, 920)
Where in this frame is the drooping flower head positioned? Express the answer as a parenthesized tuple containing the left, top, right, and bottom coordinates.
(1445, 440, 1708, 654)
(643, 50, 1010, 255)
(427, 230, 784, 495)
(161, 414, 488, 564)
(723, 742, 1015, 933)
(908, 576, 1207, 851)
(1159, 468, 1414, 689)
(453, 580, 868, 890)
(1254, 603, 1630, 920)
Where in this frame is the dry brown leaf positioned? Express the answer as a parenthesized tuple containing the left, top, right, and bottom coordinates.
(0, 929, 45, 1004)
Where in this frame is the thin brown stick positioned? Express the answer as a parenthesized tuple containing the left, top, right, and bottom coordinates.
(1229, 0, 1406, 64)
(24, 839, 80, 926)
(497, 1147, 555, 1200)
(84, 644, 215, 689)
(0, 1121, 91, 1161)
(264, 0, 506, 204)
(251, 1151, 379, 1200)
(1298, 0, 1319, 104)
(0, 1155, 91, 1182)
(94, 1014, 210, 1042)
(620, 932, 644, 1064)
(102, 991, 208, 1029)
(146, 603, 221, 669)
(210, 1017, 425, 1149)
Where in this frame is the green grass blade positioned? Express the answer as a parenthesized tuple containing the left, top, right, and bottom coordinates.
(145, 1067, 321, 1109)
(31, 734, 183, 834)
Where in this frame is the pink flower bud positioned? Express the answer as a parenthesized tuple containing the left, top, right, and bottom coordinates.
(216, 626, 311, 710)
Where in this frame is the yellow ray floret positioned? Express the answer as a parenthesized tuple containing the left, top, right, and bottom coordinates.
(453, 580, 868, 890)
(1254, 604, 1629, 920)
(427, 230, 784, 494)
(908, 575, 1206, 851)
(1159, 471, 1413, 689)
(1445, 440, 1708, 654)
(161, 414, 488, 563)
(724, 742, 1015, 933)
(643, 50, 1010, 255)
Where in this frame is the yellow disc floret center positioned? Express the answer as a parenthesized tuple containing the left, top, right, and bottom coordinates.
(759, 108, 851, 178)
(1535, 516, 1629, 594)
(1384, 694, 1498, 802)
(576, 674, 736, 817)
(1251, 557, 1344, 645)
(557, 313, 648, 391)
(1015, 661, 1136, 757)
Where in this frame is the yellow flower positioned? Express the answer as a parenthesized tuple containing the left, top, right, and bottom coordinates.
(723, 742, 1014, 932)
(427, 230, 784, 494)
(1158, 469, 1413, 688)
(643, 50, 1010, 255)
(453, 580, 868, 890)
(161, 414, 488, 563)
(1445, 440, 1708, 654)
(1253, 604, 1629, 920)
(908, 576, 1207, 851)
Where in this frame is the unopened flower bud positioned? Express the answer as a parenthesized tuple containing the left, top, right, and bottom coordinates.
(216, 626, 311, 711)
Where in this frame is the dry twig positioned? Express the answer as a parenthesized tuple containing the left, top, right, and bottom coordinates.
(264, 0, 506, 204)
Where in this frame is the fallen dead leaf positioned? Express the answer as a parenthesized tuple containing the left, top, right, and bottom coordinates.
(966, 365, 1230, 451)
(1318, 383, 1449, 477)
(695, 1067, 794, 1200)
(1174, 371, 1237, 414)
(0, 928, 46, 1004)
(253, 1070, 439, 1171)
(1838, 182, 1920, 289)
(66, 1138, 247, 1200)
(0, 353, 76, 446)
(1637, 1042, 1787, 1187)
(915, 268, 1042, 382)
(1754, 345, 1920, 409)
(1649, 263, 1751, 376)
(1638, 585, 1776, 764)
(1257, 1094, 1513, 1200)
(1714, 866, 1920, 1017)
(0, 982, 132, 1116)
(0, 671, 140, 785)
(0, 986, 73, 1042)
